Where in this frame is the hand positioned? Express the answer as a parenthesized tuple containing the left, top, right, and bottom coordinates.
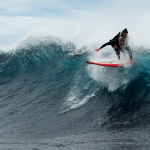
(130, 60, 134, 65)
(95, 48, 100, 52)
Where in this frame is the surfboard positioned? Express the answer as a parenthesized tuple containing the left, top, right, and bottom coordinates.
(86, 60, 124, 67)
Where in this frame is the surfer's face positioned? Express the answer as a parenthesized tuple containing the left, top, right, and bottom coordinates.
(122, 33, 127, 38)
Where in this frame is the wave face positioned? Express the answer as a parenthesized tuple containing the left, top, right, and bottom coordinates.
(0, 36, 150, 142)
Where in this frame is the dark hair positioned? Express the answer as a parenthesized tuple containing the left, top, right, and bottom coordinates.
(122, 28, 128, 33)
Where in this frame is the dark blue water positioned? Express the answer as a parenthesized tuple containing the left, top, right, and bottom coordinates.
(0, 36, 150, 149)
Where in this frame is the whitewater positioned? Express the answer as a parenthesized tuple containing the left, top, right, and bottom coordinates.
(0, 31, 150, 150)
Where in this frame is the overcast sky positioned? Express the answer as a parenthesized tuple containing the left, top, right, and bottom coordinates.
(0, 0, 150, 48)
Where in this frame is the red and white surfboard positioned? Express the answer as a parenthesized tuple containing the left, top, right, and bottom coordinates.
(86, 60, 124, 67)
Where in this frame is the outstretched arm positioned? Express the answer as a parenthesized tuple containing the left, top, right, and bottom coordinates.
(95, 41, 112, 52)
(100, 42, 112, 49)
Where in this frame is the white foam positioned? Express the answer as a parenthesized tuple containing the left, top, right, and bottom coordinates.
(86, 52, 134, 92)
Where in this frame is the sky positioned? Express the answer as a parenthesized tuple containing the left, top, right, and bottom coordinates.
(0, 0, 150, 49)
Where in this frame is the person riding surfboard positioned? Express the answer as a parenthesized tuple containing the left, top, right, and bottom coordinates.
(95, 28, 134, 65)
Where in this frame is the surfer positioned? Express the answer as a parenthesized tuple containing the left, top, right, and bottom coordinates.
(95, 29, 134, 65)
(110, 28, 133, 65)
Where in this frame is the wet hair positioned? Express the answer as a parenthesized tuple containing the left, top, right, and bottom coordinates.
(122, 28, 128, 33)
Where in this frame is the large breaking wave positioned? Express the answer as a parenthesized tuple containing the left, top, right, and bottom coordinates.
(0, 36, 150, 140)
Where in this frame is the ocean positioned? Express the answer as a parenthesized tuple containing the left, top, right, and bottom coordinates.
(0, 35, 150, 150)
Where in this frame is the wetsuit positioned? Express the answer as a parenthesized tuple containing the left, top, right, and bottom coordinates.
(100, 39, 121, 59)
(109, 32, 132, 60)
(111, 32, 121, 41)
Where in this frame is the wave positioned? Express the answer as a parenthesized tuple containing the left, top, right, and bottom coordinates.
(0, 36, 150, 140)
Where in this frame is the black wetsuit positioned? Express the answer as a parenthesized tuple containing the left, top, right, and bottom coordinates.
(100, 39, 120, 59)
(111, 32, 121, 41)
(109, 32, 132, 60)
